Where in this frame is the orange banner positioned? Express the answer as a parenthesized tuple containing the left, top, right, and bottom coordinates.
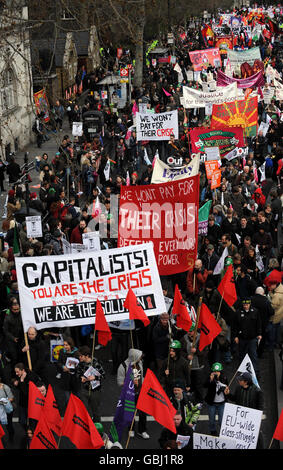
(211, 96, 258, 137)
(210, 169, 222, 189)
(205, 160, 219, 179)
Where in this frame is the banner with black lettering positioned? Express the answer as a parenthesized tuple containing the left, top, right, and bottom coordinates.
(15, 243, 166, 332)
(136, 110, 179, 141)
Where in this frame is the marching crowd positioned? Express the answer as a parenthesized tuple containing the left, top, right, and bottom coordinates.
(0, 4, 283, 450)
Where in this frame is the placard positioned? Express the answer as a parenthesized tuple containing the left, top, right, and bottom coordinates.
(15, 243, 166, 331)
(72, 122, 83, 136)
(136, 110, 179, 141)
(82, 232, 101, 252)
(219, 403, 263, 449)
(25, 216, 42, 238)
(193, 433, 237, 449)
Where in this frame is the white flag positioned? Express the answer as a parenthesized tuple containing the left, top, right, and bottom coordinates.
(104, 160, 110, 180)
(213, 247, 228, 275)
(143, 147, 152, 166)
(255, 245, 265, 273)
(237, 353, 260, 389)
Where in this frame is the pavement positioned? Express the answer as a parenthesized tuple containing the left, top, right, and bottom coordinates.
(1, 116, 283, 450)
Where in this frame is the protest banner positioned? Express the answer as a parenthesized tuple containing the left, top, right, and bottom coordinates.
(215, 37, 233, 54)
(118, 175, 200, 276)
(216, 70, 265, 89)
(25, 216, 42, 239)
(189, 48, 221, 71)
(211, 96, 258, 137)
(151, 154, 200, 184)
(33, 88, 50, 122)
(15, 243, 166, 331)
(226, 47, 261, 67)
(219, 403, 263, 449)
(136, 110, 178, 141)
(182, 82, 237, 108)
(190, 127, 244, 159)
(205, 147, 221, 161)
(193, 433, 237, 449)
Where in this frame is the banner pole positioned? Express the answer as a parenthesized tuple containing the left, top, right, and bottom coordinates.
(24, 333, 32, 371)
(89, 329, 96, 396)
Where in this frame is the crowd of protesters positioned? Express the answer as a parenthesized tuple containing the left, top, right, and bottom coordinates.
(0, 4, 282, 450)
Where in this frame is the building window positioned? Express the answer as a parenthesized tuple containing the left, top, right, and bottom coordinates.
(0, 67, 17, 112)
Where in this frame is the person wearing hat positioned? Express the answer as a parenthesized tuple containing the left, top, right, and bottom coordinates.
(201, 245, 220, 280)
(94, 422, 113, 449)
(264, 270, 283, 351)
(232, 298, 262, 376)
(159, 340, 191, 397)
(203, 362, 228, 436)
(169, 382, 201, 429)
(49, 229, 63, 256)
(225, 371, 264, 412)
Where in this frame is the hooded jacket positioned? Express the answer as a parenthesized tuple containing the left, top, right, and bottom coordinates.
(269, 283, 283, 325)
(117, 348, 143, 388)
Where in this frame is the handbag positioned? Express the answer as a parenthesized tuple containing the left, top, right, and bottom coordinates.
(3, 386, 14, 413)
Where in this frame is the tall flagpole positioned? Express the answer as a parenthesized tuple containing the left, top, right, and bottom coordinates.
(189, 296, 203, 371)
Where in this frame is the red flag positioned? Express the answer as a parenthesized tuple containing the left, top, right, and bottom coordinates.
(28, 381, 45, 421)
(0, 424, 5, 449)
(95, 298, 112, 346)
(61, 394, 104, 449)
(217, 264, 237, 307)
(29, 412, 58, 449)
(198, 303, 222, 352)
(172, 284, 192, 331)
(273, 409, 283, 441)
(43, 385, 62, 435)
(136, 369, 177, 434)
(124, 288, 150, 327)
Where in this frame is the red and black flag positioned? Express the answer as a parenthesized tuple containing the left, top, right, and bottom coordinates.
(0, 424, 5, 449)
(124, 288, 150, 327)
(61, 394, 104, 449)
(198, 303, 222, 351)
(43, 384, 62, 435)
(172, 284, 192, 332)
(29, 412, 58, 450)
(217, 264, 237, 307)
(28, 381, 45, 421)
(95, 298, 112, 346)
(136, 369, 177, 433)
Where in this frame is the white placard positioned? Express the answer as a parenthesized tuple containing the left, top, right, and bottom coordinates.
(219, 403, 263, 449)
(26, 216, 42, 238)
(205, 147, 220, 161)
(82, 232, 101, 252)
(136, 110, 179, 141)
(193, 433, 237, 449)
(72, 121, 83, 137)
(15, 243, 166, 331)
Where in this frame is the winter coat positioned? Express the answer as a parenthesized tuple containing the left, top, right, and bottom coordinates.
(251, 294, 274, 328)
(269, 283, 283, 325)
(227, 383, 264, 411)
(231, 306, 262, 341)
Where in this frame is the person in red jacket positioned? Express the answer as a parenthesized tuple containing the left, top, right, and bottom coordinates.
(186, 259, 208, 302)
(70, 219, 87, 244)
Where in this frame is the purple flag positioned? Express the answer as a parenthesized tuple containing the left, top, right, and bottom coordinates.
(109, 365, 135, 442)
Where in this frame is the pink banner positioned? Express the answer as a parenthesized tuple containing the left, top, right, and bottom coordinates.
(216, 70, 265, 89)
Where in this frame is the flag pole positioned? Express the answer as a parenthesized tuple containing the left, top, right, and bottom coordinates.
(216, 293, 224, 322)
(189, 296, 203, 369)
(89, 328, 96, 396)
(125, 408, 138, 449)
(268, 438, 274, 449)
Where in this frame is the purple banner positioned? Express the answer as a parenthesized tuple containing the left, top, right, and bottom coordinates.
(216, 70, 265, 89)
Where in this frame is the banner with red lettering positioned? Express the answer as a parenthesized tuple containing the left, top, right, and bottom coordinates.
(136, 110, 179, 141)
(15, 244, 166, 331)
(189, 48, 221, 71)
(118, 176, 200, 276)
(190, 126, 244, 159)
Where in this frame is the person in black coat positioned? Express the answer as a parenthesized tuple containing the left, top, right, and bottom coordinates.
(158, 412, 193, 449)
(251, 287, 274, 357)
(20, 327, 48, 385)
(0, 158, 6, 191)
(6, 157, 21, 184)
(203, 362, 228, 435)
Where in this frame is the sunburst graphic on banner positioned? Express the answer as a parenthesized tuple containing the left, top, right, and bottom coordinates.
(211, 96, 258, 137)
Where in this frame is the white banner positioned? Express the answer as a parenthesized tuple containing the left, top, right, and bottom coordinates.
(220, 403, 263, 449)
(136, 110, 179, 141)
(151, 154, 200, 184)
(182, 82, 237, 108)
(227, 47, 261, 67)
(193, 433, 237, 449)
(15, 243, 166, 332)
